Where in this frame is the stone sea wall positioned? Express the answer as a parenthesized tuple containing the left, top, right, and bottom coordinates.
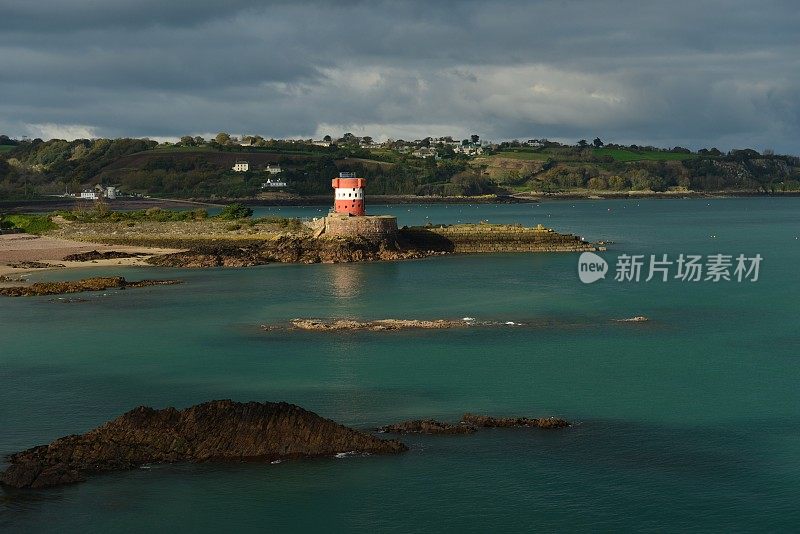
(323, 215, 398, 241)
(400, 223, 596, 253)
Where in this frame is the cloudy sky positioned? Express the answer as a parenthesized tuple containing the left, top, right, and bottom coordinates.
(1, 0, 798, 152)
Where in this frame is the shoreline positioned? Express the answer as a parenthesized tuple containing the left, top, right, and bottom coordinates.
(0, 233, 181, 280)
(2, 191, 799, 213)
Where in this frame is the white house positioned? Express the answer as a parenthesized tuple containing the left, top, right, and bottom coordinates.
(312, 140, 331, 147)
(412, 147, 438, 159)
(265, 164, 282, 174)
(80, 190, 98, 200)
(232, 160, 249, 172)
(261, 178, 287, 188)
(105, 186, 117, 199)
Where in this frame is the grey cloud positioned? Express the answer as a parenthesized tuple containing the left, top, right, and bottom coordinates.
(0, 0, 798, 152)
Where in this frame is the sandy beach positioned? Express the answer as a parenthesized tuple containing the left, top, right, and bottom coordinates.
(0, 233, 179, 281)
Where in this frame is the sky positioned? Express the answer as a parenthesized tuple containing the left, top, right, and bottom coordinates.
(1, 0, 798, 153)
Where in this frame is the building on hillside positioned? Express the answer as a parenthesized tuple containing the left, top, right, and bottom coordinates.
(265, 164, 282, 174)
(105, 186, 117, 199)
(312, 140, 331, 147)
(80, 190, 99, 200)
(261, 178, 287, 188)
(412, 147, 438, 159)
(232, 160, 249, 172)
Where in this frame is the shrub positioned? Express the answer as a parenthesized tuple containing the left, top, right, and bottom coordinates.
(217, 203, 253, 220)
(0, 214, 58, 235)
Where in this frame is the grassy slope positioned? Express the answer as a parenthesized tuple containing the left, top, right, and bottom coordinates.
(591, 148, 697, 161)
(0, 145, 17, 154)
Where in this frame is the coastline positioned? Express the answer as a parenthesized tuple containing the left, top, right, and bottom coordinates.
(3, 190, 800, 213)
(0, 233, 180, 280)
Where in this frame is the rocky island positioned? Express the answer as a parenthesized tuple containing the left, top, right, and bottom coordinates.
(0, 400, 407, 489)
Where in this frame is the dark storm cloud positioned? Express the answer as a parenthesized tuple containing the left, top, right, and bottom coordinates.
(1, 0, 798, 151)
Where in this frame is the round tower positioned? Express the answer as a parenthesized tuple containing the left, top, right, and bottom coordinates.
(331, 172, 366, 216)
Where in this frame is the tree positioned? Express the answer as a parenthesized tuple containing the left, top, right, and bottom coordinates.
(361, 136, 373, 145)
(215, 132, 231, 145)
(193, 136, 205, 145)
(470, 134, 480, 144)
(577, 139, 588, 148)
(593, 137, 604, 148)
(323, 135, 332, 142)
(179, 136, 195, 146)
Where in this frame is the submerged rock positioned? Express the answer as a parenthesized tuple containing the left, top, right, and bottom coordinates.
(287, 318, 468, 331)
(1, 400, 407, 489)
(615, 316, 649, 322)
(461, 413, 571, 429)
(377, 419, 476, 434)
(0, 276, 181, 297)
(378, 413, 571, 436)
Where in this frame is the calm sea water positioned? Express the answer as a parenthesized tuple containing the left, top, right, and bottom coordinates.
(2, 198, 799, 532)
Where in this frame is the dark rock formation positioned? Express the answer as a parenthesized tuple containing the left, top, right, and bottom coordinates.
(0, 276, 181, 297)
(62, 250, 146, 261)
(1, 400, 407, 489)
(377, 419, 476, 434)
(146, 236, 428, 268)
(7, 261, 65, 269)
(378, 413, 571, 436)
(286, 318, 469, 331)
(461, 413, 571, 429)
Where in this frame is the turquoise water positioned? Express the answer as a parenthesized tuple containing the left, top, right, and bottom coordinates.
(2, 198, 799, 532)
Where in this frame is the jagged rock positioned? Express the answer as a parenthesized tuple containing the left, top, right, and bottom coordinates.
(377, 419, 476, 434)
(461, 413, 571, 429)
(1, 400, 407, 489)
(0, 277, 181, 297)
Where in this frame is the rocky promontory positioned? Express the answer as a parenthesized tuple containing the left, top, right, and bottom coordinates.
(0, 276, 181, 297)
(0, 400, 407, 489)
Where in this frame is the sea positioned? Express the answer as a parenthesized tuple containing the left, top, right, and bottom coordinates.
(1, 197, 799, 532)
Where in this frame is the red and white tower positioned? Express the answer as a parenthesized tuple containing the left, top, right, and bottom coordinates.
(331, 172, 366, 216)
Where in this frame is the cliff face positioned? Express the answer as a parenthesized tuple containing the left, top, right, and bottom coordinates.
(1, 400, 407, 489)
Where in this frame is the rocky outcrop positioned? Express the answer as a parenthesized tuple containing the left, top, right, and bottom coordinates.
(146, 236, 428, 268)
(7, 261, 65, 269)
(461, 413, 571, 429)
(377, 419, 476, 434)
(615, 316, 649, 322)
(379, 413, 571, 435)
(1, 400, 407, 489)
(286, 318, 468, 331)
(62, 250, 146, 261)
(144, 222, 595, 268)
(0, 276, 181, 297)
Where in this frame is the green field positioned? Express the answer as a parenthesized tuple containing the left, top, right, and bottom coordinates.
(0, 145, 17, 154)
(592, 148, 697, 162)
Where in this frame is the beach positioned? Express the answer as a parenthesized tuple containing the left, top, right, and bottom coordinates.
(0, 233, 177, 280)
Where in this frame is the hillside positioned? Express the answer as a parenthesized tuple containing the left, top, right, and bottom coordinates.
(1, 137, 798, 201)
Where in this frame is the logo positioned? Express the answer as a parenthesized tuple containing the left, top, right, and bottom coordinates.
(578, 252, 608, 284)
